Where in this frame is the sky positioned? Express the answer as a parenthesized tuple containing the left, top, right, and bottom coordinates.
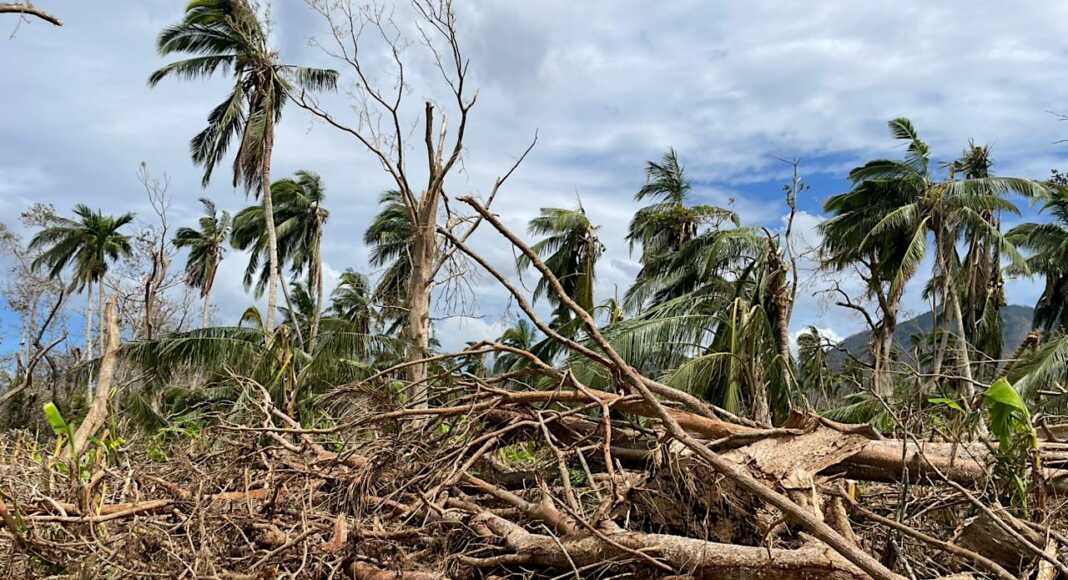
(2, 1, 1068, 353)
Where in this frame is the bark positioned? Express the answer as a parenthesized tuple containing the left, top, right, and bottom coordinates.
(201, 253, 219, 328)
(955, 510, 1045, 572)
(201, 290, 212, 329)
(949, 285, 975, 400)
(931, 228, 950, 382)
(97, 277, 105, 358)
(261, 110, 278, 333)
(872, 306, 897, 397)
(750, 362, 771, 426)
(308, 231, 324, 348)
(405, 188, 440, 409)
(72, 296, 119, 459)
(351, 563, 446, 580)
(83, 281, 93, 362)
(471, 510, 869, 579)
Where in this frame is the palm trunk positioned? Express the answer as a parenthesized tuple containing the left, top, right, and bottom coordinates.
(202, 259, 219, 329)
(930, 227, 950, 383)
(872, 312, 897, 398)
(279, 276, 306, 349)
(949, 284, 975, 400)
(84, 281, 93, 362)
(751, 362, 771, 426)
(308, 232, 323, 349)
(261, 110, 279, 333)
(98, 277, 105, 355)
(201, 289, 212, 329)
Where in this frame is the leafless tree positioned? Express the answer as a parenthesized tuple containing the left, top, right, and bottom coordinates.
(298, 0, 534, 406)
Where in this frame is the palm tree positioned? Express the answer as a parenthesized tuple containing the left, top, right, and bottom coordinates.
(149, 0, 337, 333)
(364, 190, 414, 334)
(519, 205, 604, 318)
(796, 327, 833, 405)
(231, 171, 330, 346)
(29, 205, 134, 361)
(492, 319, 539, 374)
(953, 143, 1008, 379)
(824, 118, 1044, 398)
(1008, 184, 1068, 335)
(330, 269, 374, 336)
(173, 198, 232, 328)
(625, 149, 739, 310)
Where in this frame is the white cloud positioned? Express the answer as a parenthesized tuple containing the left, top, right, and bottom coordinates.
(3, 0, 1068, 350)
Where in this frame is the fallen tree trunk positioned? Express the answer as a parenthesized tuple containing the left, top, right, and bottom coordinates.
(465, 509, 868, 579)
(481, 388, 1068, 492)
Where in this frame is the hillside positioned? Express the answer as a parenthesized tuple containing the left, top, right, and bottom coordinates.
(832, 304, 1034, 364)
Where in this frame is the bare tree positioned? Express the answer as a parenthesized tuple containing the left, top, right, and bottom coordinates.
(138, 163, 172, 341)
(299, 0, 533, 405)
(105, 165, 195, 339)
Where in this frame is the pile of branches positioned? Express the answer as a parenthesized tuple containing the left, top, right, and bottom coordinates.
(2, 367, 1067, 579)
(1, 197, 1068, 579)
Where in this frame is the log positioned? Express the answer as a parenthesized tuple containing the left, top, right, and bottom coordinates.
(351, 562, 447, 580)
(469, 509, 869, 579)
(955, 511, 1046, 573)
(485, 389, 1068, 491)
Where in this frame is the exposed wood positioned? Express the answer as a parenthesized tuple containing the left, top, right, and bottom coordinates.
(0, 2, 61, 26)
(71, 297, 119, 459)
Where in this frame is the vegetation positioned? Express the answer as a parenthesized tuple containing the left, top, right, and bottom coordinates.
(3, 1, 1068, 578)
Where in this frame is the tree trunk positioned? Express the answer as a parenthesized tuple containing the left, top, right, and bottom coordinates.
(308, 231, 323, 349)
(405, 192, 440, 409)
(261, 111, 278, 333)
(201, 290, 212, 329)
(202, 258, 219, 329)
(930, 228, 950, 383)
(83, 282, 93, 362)
(872, 309, 897, 397)
(97, 277, 105, 356)
(949, 286, 975, 400)
(750, 361, 771, 426)
(72, 296, 119, 460)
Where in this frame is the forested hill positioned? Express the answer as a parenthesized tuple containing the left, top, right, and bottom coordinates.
(833, 304, 1035, 363)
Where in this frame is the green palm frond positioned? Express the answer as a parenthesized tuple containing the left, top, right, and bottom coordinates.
(28, 206, 135, 291)
(149, 0, 337, 191)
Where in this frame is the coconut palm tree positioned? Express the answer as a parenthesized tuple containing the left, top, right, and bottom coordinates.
(518, 205, 604, 318)
(173, 198, 232, 328)
(796, 327, 833, 404)
(149, 0, 337, 333)
(625, 149, 739, 310)
(29, 204, 134, 360)
(824, 118, 1044, 398)
(330, 269, 374, 336)
(1008, 184, 1068, 335)
(231, 171, 330, 346)
(492, 318, 539, 374)
(364, 190, 414, 334)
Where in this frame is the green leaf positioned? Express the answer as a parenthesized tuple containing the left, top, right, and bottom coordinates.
(984, 377, 1031, 448)
(928, 397, 964, 413)
(985, 378, 1029, 416)
(42, 402, 69, 438)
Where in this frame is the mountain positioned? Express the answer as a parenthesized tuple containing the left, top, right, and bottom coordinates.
(831, 304, 1035, 366)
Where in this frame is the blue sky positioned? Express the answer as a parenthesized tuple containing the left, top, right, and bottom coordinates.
(1, 1, 1066, 354)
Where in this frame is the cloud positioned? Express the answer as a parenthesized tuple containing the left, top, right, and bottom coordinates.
(3, 0, 1068, 351)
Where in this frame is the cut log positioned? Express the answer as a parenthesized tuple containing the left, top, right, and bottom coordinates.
(955, 511, 1046, 573)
